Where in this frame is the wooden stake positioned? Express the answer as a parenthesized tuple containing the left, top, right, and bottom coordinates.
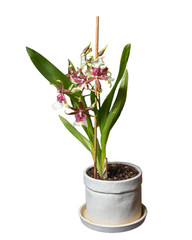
(94, 16, 99, 179)
(95, 16, 99, 58)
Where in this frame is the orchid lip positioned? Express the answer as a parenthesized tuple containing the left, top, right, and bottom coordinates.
(52, 101, 63, 110)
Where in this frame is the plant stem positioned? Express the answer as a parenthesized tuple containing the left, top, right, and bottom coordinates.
(94, 16, 99, 179)
(102, 158, 108, 179)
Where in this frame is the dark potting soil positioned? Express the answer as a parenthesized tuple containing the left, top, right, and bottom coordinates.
(86, 163, 139, 181)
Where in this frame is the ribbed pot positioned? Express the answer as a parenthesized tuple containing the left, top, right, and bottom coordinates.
(84, 162, 142, 225)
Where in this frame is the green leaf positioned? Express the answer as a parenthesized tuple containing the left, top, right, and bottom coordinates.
(98, 44, 131, 131)
(96, 142, 102, 176)
(89, 136, 102, 176)
(101, 70, 129, 161)
(26, 47, 72, 90)
(89, 91, 99, 120)
(80, 98, 94, 142)
(59, 115, 92, 152)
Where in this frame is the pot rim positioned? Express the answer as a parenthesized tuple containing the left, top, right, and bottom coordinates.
(84, 161, 142, 183)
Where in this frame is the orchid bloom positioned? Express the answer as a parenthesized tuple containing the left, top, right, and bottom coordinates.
(86, 63, 111, 90)
(66, 66, 80, 83)
(66, 65, 89, 92)
(79, 56, 113, 90)
(66, 101, 92, 127)
(66, 66, 90, 91)
(52, 81, 70, 110)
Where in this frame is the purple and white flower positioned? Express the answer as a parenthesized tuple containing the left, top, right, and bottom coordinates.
(52, 81, 70, 110)
(65, 101, 92, 127)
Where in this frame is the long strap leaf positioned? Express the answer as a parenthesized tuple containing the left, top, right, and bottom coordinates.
(101, 70, 129, 155)
(98, 44, 131, 131)
(59, 115, 92, 152)
(26, 47, 72, 89)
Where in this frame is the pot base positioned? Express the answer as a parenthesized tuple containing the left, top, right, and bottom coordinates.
(79, 203, 147, 233)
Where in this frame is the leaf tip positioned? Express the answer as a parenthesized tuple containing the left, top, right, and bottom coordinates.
(26, 46, 30, 54)
(26, 46, 34, 57)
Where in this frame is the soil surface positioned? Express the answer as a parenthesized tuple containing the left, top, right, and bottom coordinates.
(86, 163, 139, 181)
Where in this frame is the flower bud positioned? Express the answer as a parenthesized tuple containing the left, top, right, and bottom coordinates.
(98, 45, 108, 57)
(82, 42, 91, 55)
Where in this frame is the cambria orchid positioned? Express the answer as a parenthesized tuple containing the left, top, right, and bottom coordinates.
(66, 66, 90, 91)
(26, 43, 131, 177)
(87, 66, 112, 90)
(52, 80, 70, 110)
(65, 101, 93, 127)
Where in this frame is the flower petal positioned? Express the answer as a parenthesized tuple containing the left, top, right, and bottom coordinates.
(91, 57, 105, 68)
(57, 93, 65, 103)
(74, 119, 88, 127)
(75, 112, 87, 122)
(71, 87, 82, 93)
(52, 101, 63, 110)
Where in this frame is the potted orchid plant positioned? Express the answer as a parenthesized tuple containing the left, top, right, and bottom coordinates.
(26, 17, 147, 232)
(26, 43, 130, 177)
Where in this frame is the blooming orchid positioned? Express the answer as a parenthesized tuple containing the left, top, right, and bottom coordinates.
(66, 66, 90, 92)
(26, 42, 131, 177)
(86, 66, 112, 90)
(52, 80, 70, 110)
(52, 44, 114, 122)
(65, 101, 93, 127)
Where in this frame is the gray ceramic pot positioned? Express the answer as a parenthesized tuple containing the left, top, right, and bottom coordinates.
(84, 162, 142, 225)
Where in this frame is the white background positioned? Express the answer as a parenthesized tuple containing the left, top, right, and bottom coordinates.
(0, 0, 192, 239)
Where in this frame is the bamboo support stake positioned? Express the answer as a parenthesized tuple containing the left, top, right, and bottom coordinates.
(94, 16, 99, 179)
(95, 16, 99, 58)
